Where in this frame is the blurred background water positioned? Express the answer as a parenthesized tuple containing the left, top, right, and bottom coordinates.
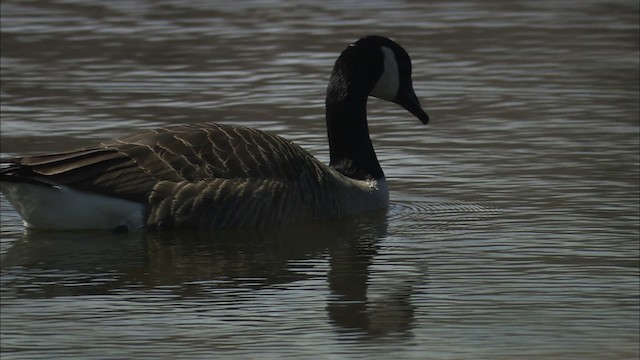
(1, 0, 638, 359)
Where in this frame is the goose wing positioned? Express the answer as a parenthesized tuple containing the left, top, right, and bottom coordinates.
(1, 123, 327, 205)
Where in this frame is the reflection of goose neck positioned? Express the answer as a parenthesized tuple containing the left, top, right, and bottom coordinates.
(325, 211, 417, 336)
(327, 234, 377, 331)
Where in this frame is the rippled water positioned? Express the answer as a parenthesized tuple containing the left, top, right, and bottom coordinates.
(1, 0, 638, 359)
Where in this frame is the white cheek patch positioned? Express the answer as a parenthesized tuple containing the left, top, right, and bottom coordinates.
(370, 46, 400, 101)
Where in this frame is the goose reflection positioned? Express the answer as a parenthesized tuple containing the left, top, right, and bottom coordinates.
(1, 211, 420, 337)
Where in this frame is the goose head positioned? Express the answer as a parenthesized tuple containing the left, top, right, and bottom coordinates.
(328, 35, 429, 124)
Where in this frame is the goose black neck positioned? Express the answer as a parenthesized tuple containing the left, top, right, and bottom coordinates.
(326, 92, 383, 181)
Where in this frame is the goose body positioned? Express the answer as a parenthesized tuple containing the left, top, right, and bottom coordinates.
(0, 36, 429, 231)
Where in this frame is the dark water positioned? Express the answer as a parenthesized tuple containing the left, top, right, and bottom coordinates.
(1, 0, 638, 359)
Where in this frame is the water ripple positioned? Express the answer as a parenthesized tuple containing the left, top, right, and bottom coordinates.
(1, 0, 638, 359)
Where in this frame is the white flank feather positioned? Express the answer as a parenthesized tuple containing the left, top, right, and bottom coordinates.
(1, 183, 145, 231)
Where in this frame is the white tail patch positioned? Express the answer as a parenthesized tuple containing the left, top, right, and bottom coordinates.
(370, 46, 400, 101)
(1, 182, 145, 231)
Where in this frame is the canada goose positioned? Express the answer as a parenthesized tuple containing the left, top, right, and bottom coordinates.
(0, 36, 429, 231)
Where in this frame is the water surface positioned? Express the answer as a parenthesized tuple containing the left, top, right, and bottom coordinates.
(1, 0, 639, 359)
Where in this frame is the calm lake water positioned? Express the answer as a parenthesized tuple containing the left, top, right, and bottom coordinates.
(1, 0, 639, 359)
